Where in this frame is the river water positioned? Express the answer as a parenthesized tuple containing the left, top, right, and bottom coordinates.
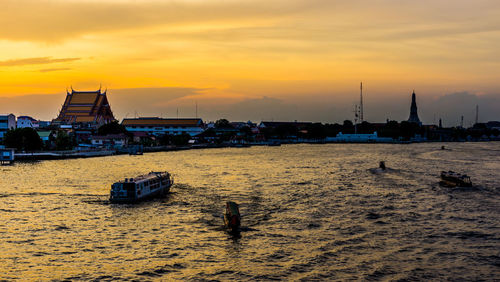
(1, 143, 499, 280)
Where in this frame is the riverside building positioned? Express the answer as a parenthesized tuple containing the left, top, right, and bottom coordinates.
(0, 114, 16, 143)
(122, 117, 204, 136)
(17, 116, 37, 128)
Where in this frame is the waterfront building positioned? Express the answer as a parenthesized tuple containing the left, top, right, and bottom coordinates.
(122, 117, 204, 136)
(0, 114, 16, 142)
(36, 131, 53, 143)
(326, 132, 394, 143)
(90, 134, 128, 148)
(53, 88, 115, 127)
(17, 116, 37, 128)
(407, 90, 422, 125)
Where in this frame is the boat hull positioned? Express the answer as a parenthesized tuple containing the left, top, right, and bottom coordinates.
(110, 184, 171, 203)
(440, 171, 472, 187)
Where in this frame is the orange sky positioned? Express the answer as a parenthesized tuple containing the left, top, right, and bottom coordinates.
(1, 0, 499, 123)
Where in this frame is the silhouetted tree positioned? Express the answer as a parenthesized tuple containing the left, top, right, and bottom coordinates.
(379, 120, 399, 139)
(324, 123, 342, 137)
(3, 128, 43, 151)
(358, 121, 375, 134)
(342, 120, 354, 133)
(215, 119, 232, 129)
(97, 121, 130, 136)
(306, 123, 327, 139)
(55, 131, 74, 150)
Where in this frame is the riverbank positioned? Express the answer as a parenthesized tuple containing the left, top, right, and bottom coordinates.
(10, 139, 499, 162)
(12, 144, 225, 161)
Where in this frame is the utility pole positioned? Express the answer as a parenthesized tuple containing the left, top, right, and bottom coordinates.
(195, 102, 198, 118)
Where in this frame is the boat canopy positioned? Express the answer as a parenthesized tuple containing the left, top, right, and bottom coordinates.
(226, 201, 239, 215)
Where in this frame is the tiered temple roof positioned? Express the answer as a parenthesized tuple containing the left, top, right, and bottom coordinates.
(53, 89, 115, 125)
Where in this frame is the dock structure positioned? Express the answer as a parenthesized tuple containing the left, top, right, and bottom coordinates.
(0, 148, 15, 165)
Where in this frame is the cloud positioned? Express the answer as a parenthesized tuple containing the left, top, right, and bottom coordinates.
(1, 88, 498, 125)
(0, 94, 62, 120)
(0, 0, 313, 42)
(421, 92, 500, 127)
(209, 96, 298, 121)
(107, 87, 205, 118)
(38, 68, 72, 73)
(0, 57, 80, 67)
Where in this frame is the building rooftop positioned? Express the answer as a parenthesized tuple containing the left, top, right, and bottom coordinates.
(122, 118, 203, 127)
(53, 88, 115, 125)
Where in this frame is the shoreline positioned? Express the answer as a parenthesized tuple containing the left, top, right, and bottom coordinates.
(9, 139, 499, 162)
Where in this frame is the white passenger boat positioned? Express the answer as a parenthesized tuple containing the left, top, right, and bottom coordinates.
(110, 171, 173, 203)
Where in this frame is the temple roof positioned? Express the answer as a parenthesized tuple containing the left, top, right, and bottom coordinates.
(53, 89, 115, 125)
(122, 118, 203, 127)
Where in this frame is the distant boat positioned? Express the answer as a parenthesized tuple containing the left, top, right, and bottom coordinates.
(267, 141, 281, 146)
(439, 171, 472, 187)
(128, 145, 143, 155)
(230, 143, 251, 148)
(224, 201, 241, 231)
(379, 161, 386, 170)
(110, 171, 173, 203)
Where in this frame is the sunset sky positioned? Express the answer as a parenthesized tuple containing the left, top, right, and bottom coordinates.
(1, 0, 499, 125)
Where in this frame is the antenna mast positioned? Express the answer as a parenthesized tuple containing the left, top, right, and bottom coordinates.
(353, 104, 359, 134)
(475, 105, 479, 125)
(360, 82, 364, 122)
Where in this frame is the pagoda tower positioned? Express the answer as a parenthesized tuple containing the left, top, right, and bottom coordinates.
(407, 90, 421, 125)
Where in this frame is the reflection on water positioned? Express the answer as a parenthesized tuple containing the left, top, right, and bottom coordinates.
(1, 143, 499, 280)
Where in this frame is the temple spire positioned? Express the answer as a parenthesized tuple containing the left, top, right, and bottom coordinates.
(408, 90, 421, 125)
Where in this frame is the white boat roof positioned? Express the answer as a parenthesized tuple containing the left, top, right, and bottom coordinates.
(116, 171, 169, 183)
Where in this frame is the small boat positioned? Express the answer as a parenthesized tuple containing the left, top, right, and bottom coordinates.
(224, 201, 241, 231)
(379, 161, 386, 170)
(439, 171, 472, 187)
(268, 140, 281, 146)
(110, 171, 173, 203)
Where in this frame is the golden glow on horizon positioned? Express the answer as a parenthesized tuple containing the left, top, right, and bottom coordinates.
(0, 0, 499, 101)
